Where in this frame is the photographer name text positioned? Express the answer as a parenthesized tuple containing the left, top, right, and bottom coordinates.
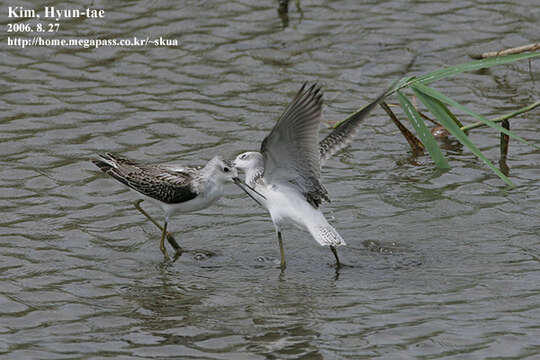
(8, 6, 105, 21)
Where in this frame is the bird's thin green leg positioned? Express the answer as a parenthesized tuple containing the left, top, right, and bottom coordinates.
(133, 200, 162, 230)
(330, 245, 341, 268)
(133, 200, 183, 258)
(160, 221, 169, 261)
(277, 231, 286, 271)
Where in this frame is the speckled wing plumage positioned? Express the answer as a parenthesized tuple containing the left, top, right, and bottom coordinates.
(261, 83, 329, 208)
(319, 87, 390, 165)
(92, 153, 198, 204)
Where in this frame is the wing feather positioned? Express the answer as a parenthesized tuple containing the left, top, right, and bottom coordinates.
(92, 153, 198, 204)
(261, 83, 329, 207)
(319, 85, 392, 165)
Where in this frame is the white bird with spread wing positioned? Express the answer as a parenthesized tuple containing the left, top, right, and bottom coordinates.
(234, 83, 389, 270)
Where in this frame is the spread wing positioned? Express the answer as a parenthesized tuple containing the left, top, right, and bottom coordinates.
(319, 85, 393, 165)
(92, 153, 198, 204)
(260, 83, 329, 207)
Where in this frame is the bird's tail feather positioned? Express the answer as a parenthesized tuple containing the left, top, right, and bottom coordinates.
(309, 223, 346, 247)
(92, 153, 132, 187)
(92, 153, 117, 171)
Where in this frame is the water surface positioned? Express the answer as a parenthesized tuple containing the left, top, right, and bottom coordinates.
(1, 0, 539, 358)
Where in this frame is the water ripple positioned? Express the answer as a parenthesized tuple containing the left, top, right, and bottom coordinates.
(1, 0, 539, 358)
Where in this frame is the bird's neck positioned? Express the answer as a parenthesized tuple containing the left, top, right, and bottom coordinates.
(195, 173, 225, 203)
(196, 160, 226, 193)
(245, 166, 264, 188)
(244, 152, 265, 187)
(199, 158, 221, 179)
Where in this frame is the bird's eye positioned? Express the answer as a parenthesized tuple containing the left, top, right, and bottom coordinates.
(223, 167, 230, 173)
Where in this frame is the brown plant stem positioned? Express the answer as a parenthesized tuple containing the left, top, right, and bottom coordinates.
(499, 119, 510, 176)
(460, 101, 540, 132)
(470, 43, 540, 59)
(380, 101, 424, 155)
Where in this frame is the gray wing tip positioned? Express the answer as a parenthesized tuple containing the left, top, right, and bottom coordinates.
(92, 158, 110, 172)
(319, 82, 396, 162)
(294, 82, 324, 117)
(93, 152, 117, 164)
(92, 153, 115, 171)
(97, 152, 115, 159)
(296, 81, 323, 103)
(92, 153, 138, 175)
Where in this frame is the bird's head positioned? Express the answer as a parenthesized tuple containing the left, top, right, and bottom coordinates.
(207, 156, 238, 184)
(233, 152, 263, 173)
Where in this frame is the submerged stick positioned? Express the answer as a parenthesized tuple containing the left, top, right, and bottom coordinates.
(418, 110, 442, 127)
(460, 101, 540, 132)
(278, 0, 289, 14)
(499, 119, 510, 176)
(471, 43, 540, 59)
(380, 101, 424, 155)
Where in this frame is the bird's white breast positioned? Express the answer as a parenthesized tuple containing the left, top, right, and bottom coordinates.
(138, 181, 225, 219)
(260, 182, 319, 231)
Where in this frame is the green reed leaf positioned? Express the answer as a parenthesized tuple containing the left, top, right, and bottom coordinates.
(412, 89, 515, 187)
(397, 91, 449, 169)
(412, 82, 538, 149)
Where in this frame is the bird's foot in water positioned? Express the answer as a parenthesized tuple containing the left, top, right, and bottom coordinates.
(174, 248, 217, 261)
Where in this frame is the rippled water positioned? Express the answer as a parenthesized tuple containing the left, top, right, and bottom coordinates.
(1, 0, 539, 358)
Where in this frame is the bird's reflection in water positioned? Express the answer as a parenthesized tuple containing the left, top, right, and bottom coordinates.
(277, 0, 303, 28)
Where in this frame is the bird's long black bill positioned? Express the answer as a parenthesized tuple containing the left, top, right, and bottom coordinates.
(233, 178, 266, 206)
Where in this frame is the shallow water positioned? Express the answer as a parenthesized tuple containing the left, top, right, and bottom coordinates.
(1, 0, 539, 358)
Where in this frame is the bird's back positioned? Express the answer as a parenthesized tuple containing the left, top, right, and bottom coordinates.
(92, 153, 199, 204)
